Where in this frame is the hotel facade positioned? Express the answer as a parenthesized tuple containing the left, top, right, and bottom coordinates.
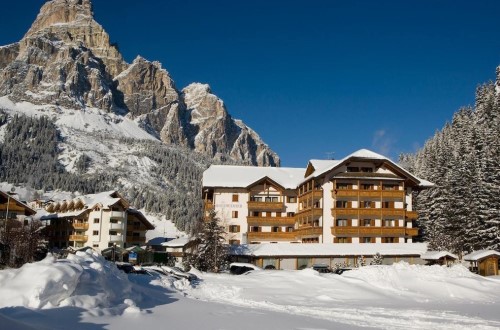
(202, 149, 433, 246)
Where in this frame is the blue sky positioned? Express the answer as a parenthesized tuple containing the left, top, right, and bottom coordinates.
(2, 1, 500, 167)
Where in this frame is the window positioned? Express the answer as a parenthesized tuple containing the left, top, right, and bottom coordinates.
(275, 212, 281, 217)
(250, 226, 261, 232)
(250, 196, 262, 202)
(347, 166, 359, 172)
(383, 184, 398, 191)
(361, 184, 374, 190)
(109, 230, 117, 236)
(286, 227, 294, 232)
(93, 218, 100, 223)
(382, 201, 394, 209)
(265, 196, 279, 202)
(93, 230, 99, 236)
(232, 194, 239, 202)
(271, 226, 281, 232)
(360, 237, 373, 243)
(287, 196, 297, 203)
(361, 167, 373, 173)
(361, 201, 374, 208)
(384, 219, 395, 227)
(361, 219, 372, 227)
(232, 211, 238, 218)
(336, 200, 349, 208)
(92, 244, 99, 248)
(383, 237, 398, 243)
(229, 239, 240, 245)
(336, 219, 348, 227)
(228, 225, 240, 233)
(336, 237, 350, 243)
(287, 212, 295, 217)
(251, 211, 260, 217)
(336, 183, 350, 190)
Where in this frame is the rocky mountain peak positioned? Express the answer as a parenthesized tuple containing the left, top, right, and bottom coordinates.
(0, 0, 280, 166)
(25, 0, 94, 37)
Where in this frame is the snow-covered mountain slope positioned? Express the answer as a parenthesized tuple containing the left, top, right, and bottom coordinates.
(0, 0, 279, 166)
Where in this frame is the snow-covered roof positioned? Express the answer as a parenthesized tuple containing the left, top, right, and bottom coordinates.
(301, 149, 434, 188)
(230, 243, 428, 257)
(464, 250, 500, 262)
(203, 165, 305, 189)
(161, 237, 192, 247)
(420, 251, 458, 260)
(0, 190, 36, 215)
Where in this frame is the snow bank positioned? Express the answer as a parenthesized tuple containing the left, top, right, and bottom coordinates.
(0, 251, 137, 314)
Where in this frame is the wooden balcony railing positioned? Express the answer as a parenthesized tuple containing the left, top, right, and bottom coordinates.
(331, 208, 406, 218)
(296, 207, 323, 218)
(247, 216, 296, 226)
(247, 201, 284, 211)
(333, 189, 405, 199)
(298, 190, 323, 202)
(72, 223, 89, 230)
(331, 226, 405, 237)
(69, 235, 88, 242)
(247, 231, 296, 241)
(295, 226, 323, 237)
(331, 226, 419, 237)
(406, 211, 418, 220)
(405, 228, 419, 236)
(126, 236, 146, 243)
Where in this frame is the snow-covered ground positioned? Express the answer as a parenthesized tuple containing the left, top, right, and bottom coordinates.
(0, 251, 499, 330)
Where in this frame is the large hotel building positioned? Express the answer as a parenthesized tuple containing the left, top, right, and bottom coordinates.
(202, 149, 433, 246)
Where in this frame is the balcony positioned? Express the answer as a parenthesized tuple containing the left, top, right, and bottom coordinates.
(247, 216, 296, 226)
(406, 211, 418, 220)
(332, 189, 405, 199)
(109, 222, 125, 230)
(247, 231, 296, 241)
(69, 235, 88, 242)
(72, 223, 89, 230)
(296, 207, 322, 218)
(299, 190, 323, 201)
(331, 226, 406, 237)
(110, 211, 125, 219)
(109, 235, 124, 242)
(331, 208, 406, 218)
(405, 228, 419, 236)
(126, 236, 146, 243)
(247, 201, 284, 211)
(295, 226, 323, 237)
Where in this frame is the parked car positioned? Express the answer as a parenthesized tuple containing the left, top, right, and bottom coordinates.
(333, 267, 352, 275)
(229, 262, 262, 275)
(312, 264, 332, 273)
(116, 262, 135, 274)
(161, 265, 198, 282)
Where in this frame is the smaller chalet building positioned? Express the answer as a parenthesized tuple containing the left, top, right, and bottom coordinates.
(464, 250, 500, 276)
(41, 191, 154, 251)
(0, 190, 36, 224)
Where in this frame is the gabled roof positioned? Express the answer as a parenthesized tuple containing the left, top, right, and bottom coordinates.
(161, 237, 192, 247)
(0, 190, 36, 216)
(464, 250, 500, 261)
(127, 208, 155, 230)
(421, 251, 458, 261)
(203, 165, 305, 189)
(301, 149, 434, 188)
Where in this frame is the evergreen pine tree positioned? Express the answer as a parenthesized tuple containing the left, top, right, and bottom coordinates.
(191, 211, 228, 272)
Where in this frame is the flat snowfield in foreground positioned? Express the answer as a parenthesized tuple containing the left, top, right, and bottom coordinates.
(0, 252, 499, 330)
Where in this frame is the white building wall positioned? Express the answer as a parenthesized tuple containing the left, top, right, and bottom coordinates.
(322, 180, 334, 244)
(213, 188, 248, 243)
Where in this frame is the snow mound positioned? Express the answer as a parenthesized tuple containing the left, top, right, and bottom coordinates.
(0, 250, 137, 314)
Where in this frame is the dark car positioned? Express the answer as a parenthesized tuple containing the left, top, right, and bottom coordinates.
(333, 267, 352, 275)
(116, 262, 135, 274)
(229, 262, 262, 275)
(312, 264, 332, 273)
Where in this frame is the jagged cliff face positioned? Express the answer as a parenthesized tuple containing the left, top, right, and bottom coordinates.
(0, 0, 280, 166)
